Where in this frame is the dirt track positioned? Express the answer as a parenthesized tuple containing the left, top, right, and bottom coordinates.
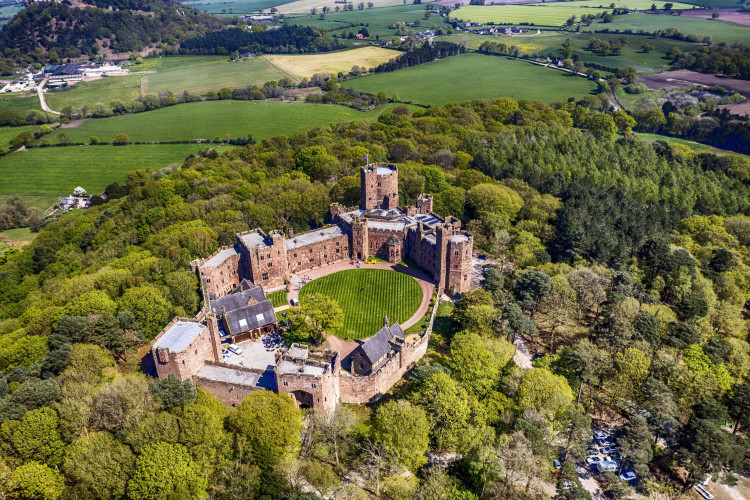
(638, 70, 750, 116)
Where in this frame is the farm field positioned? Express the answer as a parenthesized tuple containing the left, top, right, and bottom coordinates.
(344, 53, 597, 106)
(0, 195, 58, 213)
(681, 8, 750, 26)
(527, 0, 696, 8)
(141, 56, 290, 95)
(0, 94, 42, 115)
(438, 32, 694, 74)
(638, 70, 750, 115)
(277, 0, 424, 14)
(298, 269, 423, 340)
(0, 144, 206, 196)
(182, 0, 286, 15)
(266, 47, 400, 78)
(45, 75, 142, 111)
(583, 13, 750, 43)
(0, 126, 37, 148)
(288, 4, 439, 37)
(49, 101, 391, 144)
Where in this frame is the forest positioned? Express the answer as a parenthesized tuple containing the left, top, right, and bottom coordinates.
(179, 26, 346, 55)
(672, 43, 750, 80)
(0, 97, 749, 498)
(372, 42, 466, 73)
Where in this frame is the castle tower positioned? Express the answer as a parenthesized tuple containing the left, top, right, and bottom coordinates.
(351, 217, 369, 261)
(361, 164, 399, 211)
(447, 232, 474, 295)
(436, 222, 454, 290)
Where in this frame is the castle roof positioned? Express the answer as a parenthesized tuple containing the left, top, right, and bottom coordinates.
(286, 225, 346, 251)
(153, 321, 204, 353)
(359, 322, 404, 365)
(377, 166, 395, 175)
(203, 247, 239, 268)
(210, 284, 267, 313)
(223, 300, 276, 335)
(450, 234, 470, 243)
(238, 231, 269, 250)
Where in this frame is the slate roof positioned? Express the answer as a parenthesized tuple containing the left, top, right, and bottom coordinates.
(211, 285, 267, 313)
(359, 322, 404, 365)
(153, 321, 205, 353)
(203, 247, 239, 268)
(286, 226, 347, 251)
(238, 231, 269, 250)
(223, 300, 276, 335)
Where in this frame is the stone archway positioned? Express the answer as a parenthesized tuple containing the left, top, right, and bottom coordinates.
(290, 390, 314, 409)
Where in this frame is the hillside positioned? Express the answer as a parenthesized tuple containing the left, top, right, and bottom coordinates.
(0, 0, 227, 65)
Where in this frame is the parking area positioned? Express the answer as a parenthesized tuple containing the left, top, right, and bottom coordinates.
(221, 336, 280, 371)
(584, 428, 637, 485)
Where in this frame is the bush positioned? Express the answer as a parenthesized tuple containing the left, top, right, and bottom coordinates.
(113, 133, 130, 146)
(624, 83, 648, 94)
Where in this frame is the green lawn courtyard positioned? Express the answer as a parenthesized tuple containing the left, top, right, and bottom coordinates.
(298, 268, 423, 340)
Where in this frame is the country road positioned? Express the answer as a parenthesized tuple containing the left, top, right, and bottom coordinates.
(36, 77, 60, 115)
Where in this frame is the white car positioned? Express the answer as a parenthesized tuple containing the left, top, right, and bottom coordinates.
(227, 344, 243, 355)
(601, 446, 619, 454)
(586, 447, 599, 455)
(619, 472, 636, 482)
(598, 439, 615, 447)
(593, 431, 609, 441)
(586, 457, 602, 465)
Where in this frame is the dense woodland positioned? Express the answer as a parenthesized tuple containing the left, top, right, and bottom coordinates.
(0, 0, 226, 68)
(372, 42, 466, 73)
(0, 98, 749, 498)
(179, 26, 346, 55)
(672, 43, 750, 80)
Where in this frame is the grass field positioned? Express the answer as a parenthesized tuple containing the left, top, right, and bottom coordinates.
(0, 144, 206, 196)
(344, 53, 597, 106)
(298, 269, 423, 340)
(266, 47, 400, 78)
(51, 100, 391, 144)
(0, 126, 37, 148)
(182, 0, 286, 15)
(0, 195, 59, 212)
(142, 56, 290, 95)
(583, 13, 750, 43)
(267, 290, 288, 308)
(277, 0, 426, 14)
(527, 0, 696, 9)
(288, 4, 440, 37)
(0, 94, 41, 115)
(436, 31, 693, 74)
(0, 227, 34, 246)
(452, 2, 696, 25)
(45, 75, 142, 112)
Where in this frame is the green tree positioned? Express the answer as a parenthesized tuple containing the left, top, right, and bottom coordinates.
(513, 269, 551, 317)
(612, 110, 636, 134)
(226, 391, 302, 468)
(450, 332, 512, 397)
(127, 442, 207, 500)
(117, 286, 171, 339)
(518, 368, 573, 428)
(113, 133, 130, 145)
(151, 374, 197, 410)
(11, 462, 65, 500)
(412, 372, 472, 450)
(291, 294, 344, 344)
(300, 460, 340, 496)
(64, 431, 136, 500)
(8, 407, 65, 466)
(618, 415, 653, 477)
(467, 183, 523, 224)
(372, 400, 430, 470)
(586, 113, 617, 140)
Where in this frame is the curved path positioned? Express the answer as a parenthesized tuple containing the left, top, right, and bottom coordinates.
(286, 259, 436, 349)
(37, 77, 60, 115)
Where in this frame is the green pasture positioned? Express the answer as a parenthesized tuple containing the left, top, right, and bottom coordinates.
(288, 4, 439, 38)
(0, 94, 42, 115)
(49, 100, 390, 144)
(527, 0, 696, 9)
(583, 13, 750, 43)
(344, 53, 597, 106)
(0, 126, 37, 148)
(0, 195, 58, 212)
(298, 268, 423, 340)
(182, 0, 285, 16)
(0, 144, 206, 196)
(437, 31, 694, 74)
(141, 56, 291, 95)
(267, 290, 288, 308)
(45, 75, 142, 111)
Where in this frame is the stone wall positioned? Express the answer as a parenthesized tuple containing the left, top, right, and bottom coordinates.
(287, 233, 349, 275)
(361, 165, 399, 210)
(197, 248, 241, 300)
(242, 232, 288, 289)
(276, 355, 340, 413)
(368, 227, 404, 261)
(447, 235, 474, 294)
(152, 317, 220, 381)
(340, 332, 430, 404)
(350, 218, 369, 261)
(192, 363, 267, 407)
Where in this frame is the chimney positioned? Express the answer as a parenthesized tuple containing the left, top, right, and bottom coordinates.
(288, 227, 294, 238)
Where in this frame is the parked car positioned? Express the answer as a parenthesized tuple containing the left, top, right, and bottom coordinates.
(619, 472, 636, 482)
(597, 439, 615, 447)
(601, 446, 618, 454)
(693, 484, 714, 500)
(593, 431, 609, 441)
(596, 460, 618, 473)
(586, 456, 602, 465)
(554, 460, 562, 470)
(586, 447, 599, 455)
(227, 344, 243, 355)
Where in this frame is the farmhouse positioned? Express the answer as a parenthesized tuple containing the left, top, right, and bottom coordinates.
(148, 163, 472, 410)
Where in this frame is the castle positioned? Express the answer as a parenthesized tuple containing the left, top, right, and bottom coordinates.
(148, 164, 473, 411)
(197, 164, 474, 301)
